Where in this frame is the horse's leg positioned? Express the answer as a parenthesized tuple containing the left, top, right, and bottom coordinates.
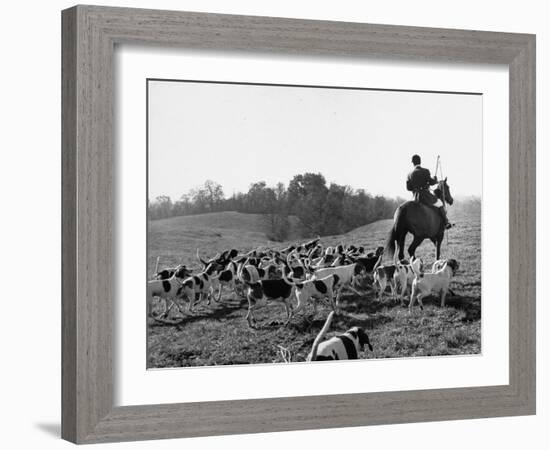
(436, 237, 443, 260)
(397, 231, 407, 261)
(408, 236, 424, 259)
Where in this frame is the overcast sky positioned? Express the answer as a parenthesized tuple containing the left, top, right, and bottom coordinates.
(148, 80, 482, 201)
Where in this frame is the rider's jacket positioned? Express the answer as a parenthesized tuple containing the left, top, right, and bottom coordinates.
(406, 165, 438, 205)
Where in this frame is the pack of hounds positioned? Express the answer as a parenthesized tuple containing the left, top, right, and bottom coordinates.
(148, 237, 460, 362)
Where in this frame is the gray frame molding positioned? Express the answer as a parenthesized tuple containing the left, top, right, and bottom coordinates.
(61, 5, 536, 444)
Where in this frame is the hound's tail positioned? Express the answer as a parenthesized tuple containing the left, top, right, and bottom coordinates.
(308, 311, 335, 362)
(280, 264, 300, 286)
(236, 258, 249, 283)
(196, 248, 208, 267)
(303, 256, 313, 276)
(373, 253, 384, 272)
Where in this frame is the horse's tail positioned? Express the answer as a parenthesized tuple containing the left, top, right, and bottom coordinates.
(385, 225, 397, 262)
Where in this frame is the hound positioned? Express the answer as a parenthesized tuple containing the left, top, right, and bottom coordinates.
(372, 263, 399, 301)
(196, 248, 239, 269)
(150, 265, 194, 315)
(310, 243, 348, 268)
(285, 250, 310, 280)
(373, 257, 422, 304)
(307, 312, 374, 361)
(431, 259, 448, 273)
(350, 246, 384, 274)
(162, 268, 221, 315)
(311, 262, 366, 305)
(330, 253, 353, 267)
(281, 269, 340, 315)
(165, 263, 221, 311)
(154, 264, 192, 281)
(430, 259, 458, 296)
(261, 259, 284, 279)
(214, 261, 240, 301)
(409, 258, 459, 310)
(310, 253, 336, 268)
(307, 243, 324, 260)
(217, 248, 239, 265)
(280, 237, 320, 256)
(147, 266, 195, 318)
(244, 278, 296, 328)
(238, 259, 271, 284)
(194, 267, 222, 306)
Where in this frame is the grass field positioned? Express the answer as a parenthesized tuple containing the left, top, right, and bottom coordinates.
(147, 209, 481, 367)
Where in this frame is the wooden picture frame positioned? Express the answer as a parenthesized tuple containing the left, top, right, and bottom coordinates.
(61, 5, 536, 444)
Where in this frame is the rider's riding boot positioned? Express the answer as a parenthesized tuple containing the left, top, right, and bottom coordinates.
(439, 206, 452, 229)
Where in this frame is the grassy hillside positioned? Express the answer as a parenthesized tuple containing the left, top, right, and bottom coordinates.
(147, 208, 481, 367)
(148, 211, 301, 275)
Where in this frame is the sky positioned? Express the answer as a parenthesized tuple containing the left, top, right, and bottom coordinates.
(148, 80, 482, 201)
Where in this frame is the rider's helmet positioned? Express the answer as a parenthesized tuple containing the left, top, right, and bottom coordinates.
(411, 154, 421, 165)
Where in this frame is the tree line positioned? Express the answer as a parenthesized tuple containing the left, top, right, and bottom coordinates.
(149, 173, 403, 240)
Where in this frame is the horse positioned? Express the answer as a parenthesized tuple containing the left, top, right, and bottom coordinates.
(386, 178, 454, 261)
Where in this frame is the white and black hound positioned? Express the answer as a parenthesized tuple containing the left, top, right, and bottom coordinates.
(281, 269, 340, 316)
(310, 262, 366, 306)
(214, 261, 240, 301)
(244, 278, 295, 328)
(147, 266, 195, 318)
(237, 258, 275, 284)
(409, 258, 459, 310)
(159, 264, 222, 316)
(154, 264, 192, 281)
(307, 312, 374, 361)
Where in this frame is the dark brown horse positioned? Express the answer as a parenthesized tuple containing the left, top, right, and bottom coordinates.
(386, 179, 454, 260)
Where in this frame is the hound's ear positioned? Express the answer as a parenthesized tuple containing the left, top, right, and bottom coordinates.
(445, 177, 448, 182)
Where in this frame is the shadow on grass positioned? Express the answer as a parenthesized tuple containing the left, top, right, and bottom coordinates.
(337, 291, 393, 315)
(287, 309, 392, 334)
(413, 294, 481, 321)
(149, 301, 244, 328)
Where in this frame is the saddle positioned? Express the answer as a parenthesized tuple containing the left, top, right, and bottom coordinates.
(413, 189, 439, 208)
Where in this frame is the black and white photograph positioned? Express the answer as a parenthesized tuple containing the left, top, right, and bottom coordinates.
(146, 79, 482, 368)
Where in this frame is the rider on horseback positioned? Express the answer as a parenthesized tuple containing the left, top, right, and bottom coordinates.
(406, 154, 451, 229)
